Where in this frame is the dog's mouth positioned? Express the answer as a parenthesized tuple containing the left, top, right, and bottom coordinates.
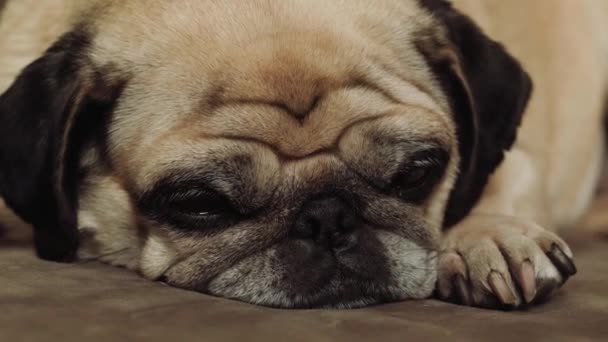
(207, 267, 415, 309)
(160, 230, 438, 309)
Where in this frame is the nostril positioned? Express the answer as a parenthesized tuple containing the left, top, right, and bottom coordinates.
(338, 210, 357, 233)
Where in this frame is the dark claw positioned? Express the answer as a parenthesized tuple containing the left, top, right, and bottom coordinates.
(546, 244, 577, 278)
(453, 274, 472, 306)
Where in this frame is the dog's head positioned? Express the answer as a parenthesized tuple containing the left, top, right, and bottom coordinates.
(0, 0, 530, 308)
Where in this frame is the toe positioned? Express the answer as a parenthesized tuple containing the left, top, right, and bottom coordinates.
(516, 260, 537, 304)
(488, 271, 518, 308)
(453, 273, 472, 306)
(493, 234, 543, 304)
(437, 252, 471, 305)
(532, 230, 576, 283)
(533, 229, 574, 259)
(463, 240, 522, 309)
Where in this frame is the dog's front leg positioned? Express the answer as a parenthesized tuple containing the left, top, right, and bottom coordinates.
(437, 148, 577, 309)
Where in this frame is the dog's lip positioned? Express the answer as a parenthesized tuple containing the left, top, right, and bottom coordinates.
(196, 244, 338, 291)
(191, 239, 356, 284)
(160, 246, 432, 309)
(159, 231, 436, 307)
(204, 270, 410, 309)
(162, 246, 373, 289)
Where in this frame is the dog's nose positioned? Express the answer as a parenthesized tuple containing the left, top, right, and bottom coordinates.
(291, 196, 359, 250)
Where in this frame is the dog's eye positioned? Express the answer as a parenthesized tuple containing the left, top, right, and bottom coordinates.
(168, 189, 234, 219)
(139, 180, 240, 230)
(151, 188, 240, 230)
(391, 149, 448, 201)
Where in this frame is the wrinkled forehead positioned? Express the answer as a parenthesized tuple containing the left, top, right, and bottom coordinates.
(114, 104, 455, 194)
(88, 0, 454, 187)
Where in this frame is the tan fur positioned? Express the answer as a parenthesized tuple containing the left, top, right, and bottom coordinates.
(0, 0, 83, 90)
(437, 0, 608, 308)
(0, 0, 453, 307)
(452, 0, 608, 229)
(0, 0, 606, 309)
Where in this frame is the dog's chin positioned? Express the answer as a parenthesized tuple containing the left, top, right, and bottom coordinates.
(206, 271, 437, 309)
(167, 232, 437, 309)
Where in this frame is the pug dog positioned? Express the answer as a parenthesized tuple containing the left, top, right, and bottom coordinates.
(0, 0, 606, 309)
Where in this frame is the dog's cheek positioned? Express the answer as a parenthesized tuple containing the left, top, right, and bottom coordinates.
(376, 230, 437, 299)
(139, 228, 180, 280)
(207, 251, 288, 306)
(76, 174, 141, 270)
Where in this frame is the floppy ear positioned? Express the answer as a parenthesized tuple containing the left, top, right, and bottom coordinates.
(0, 28, 118, 261)
(417, 0, 533, 227)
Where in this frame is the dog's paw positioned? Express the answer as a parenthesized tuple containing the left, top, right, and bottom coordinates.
(437, 214, 577, 309)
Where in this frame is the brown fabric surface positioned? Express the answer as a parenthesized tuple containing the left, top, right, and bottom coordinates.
(1, 238, 607, 342)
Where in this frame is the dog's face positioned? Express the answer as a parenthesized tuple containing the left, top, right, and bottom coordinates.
(0, 0, 531, 308)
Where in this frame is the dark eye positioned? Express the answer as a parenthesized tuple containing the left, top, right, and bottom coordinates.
(167, 189, 234, 221)
(138, 184, 239, 231)
(394, 164, 431, 189)
(391, 149, 449, 201)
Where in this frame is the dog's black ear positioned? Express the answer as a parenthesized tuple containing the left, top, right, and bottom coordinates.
(417, 0, 533, 227)
(0, 28, 112, 262)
